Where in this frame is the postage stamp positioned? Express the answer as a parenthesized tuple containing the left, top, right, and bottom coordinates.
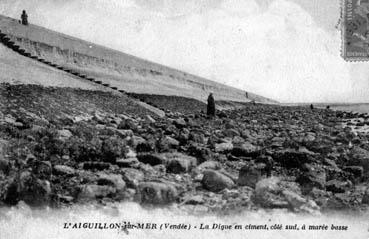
(342, 0, 369, 60)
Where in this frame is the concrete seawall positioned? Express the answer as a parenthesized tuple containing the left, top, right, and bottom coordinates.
(0, 14, 276, 104)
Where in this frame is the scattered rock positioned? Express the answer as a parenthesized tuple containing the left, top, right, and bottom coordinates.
(53, 165, 75, 176)
(116, 158, 140, 168)
(78, 184, 115, 200)
(97, 173, 126, 195)
(173, 118, 187, 128)
(187, 145, 213, 163)
(254, 177, 319, 213)
(165, 153, 197, 174)
(297, 163, 326, 193)
(101, 137, 127, 162)
(121, 168, 144, 188)
(137, 181, 178, 204)
(83, 162, 111, 170)
(282, 189, 320, 214)
(215, 142, 233, 153)
(223, 128, 240, 138)
(348, 147, 369, 176)
(362, 189, 369, 204)
(145, 115, 156, 124)
(231, 142, 259, 157)
(343, 166, 364, 179)
(182, 195, 204, 205)
(158, 136, 180, 151)
(273, 149, 314, 169)
(0, 158, 10, 174)
(116, 129, 133, 138)
(5, 171, 52, 206)
(33, 161, 52, 180)
(237, 163, 265, 188)
(325, 180, 351, 193)
(137, 153, 166, 166)
(197, 161, 221, 171)
(254, 177, 291, 209)
(57, 129, 73, 140)
(201, 170, 235, 192)
(129, 136, 146, 148)
(118, 118, 138, 131)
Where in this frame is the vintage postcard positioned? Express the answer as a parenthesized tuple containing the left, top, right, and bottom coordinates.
(0, 0, 369, 239)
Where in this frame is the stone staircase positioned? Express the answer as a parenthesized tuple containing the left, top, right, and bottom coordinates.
(0, 30, 165, 117)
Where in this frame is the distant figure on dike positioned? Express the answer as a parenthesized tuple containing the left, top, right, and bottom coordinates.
(245, 91, 248, 98)
(21, 10, 28, 26)
(310, 104, 314, 110)
(207, 93, 216, 117)
(326, 105, 330, 110)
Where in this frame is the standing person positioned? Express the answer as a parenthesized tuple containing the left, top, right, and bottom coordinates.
(245, 91, 248, 99)
(310, 104, 314, 110)
(207, 93, 216, 117)
(21, 10, 28, 26)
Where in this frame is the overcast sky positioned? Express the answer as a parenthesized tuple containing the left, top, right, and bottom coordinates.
(0, 0, 368, 103)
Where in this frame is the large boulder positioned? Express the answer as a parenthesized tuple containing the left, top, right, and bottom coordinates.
(137, 181, 178, 204)
(201, 170, 235, 192)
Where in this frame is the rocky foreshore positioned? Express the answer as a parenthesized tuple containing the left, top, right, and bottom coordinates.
(1, 84, 369, 215)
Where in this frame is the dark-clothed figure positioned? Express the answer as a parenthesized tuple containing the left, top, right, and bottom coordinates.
(207, 93, 216, 117)
(326, 105, 330, 110)
(245, 92, 248, 98)
(21, 10, 28, 26)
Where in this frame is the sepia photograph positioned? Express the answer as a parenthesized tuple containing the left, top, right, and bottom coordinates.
(0, 0, 369, 238)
